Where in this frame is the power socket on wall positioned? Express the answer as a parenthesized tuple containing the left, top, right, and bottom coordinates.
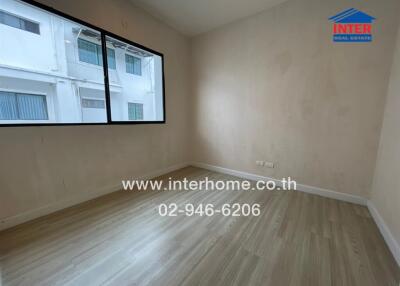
(256, 161, 264, 166)
(256, 161, 275, 168)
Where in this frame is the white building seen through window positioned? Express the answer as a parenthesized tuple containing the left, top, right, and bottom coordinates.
(0, 0, 165, 125)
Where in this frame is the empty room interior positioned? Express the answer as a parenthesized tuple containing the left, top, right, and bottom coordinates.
(1, 0, 400, 285)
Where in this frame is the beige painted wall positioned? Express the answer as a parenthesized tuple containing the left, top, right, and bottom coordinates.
(191, 0, 400, 197)
(371, 25, 400, 249)
(1, 0, 399, 233)
(0, 0, 191, 223)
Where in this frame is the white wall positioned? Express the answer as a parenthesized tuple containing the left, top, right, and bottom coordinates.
(371, 23, 400, 259)
(0, 0, 190, 227)
(191, 0, 400, 198)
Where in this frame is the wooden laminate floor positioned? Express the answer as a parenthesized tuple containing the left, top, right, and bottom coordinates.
(0, 167, 399, 286)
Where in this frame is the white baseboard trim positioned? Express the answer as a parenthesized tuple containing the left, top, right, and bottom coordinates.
(367, 201, 400, 267)
(0, 162, 189, 232)
(190, 162, 368, 205)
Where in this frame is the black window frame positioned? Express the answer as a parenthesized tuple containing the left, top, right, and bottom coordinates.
(0, 0, 166, 127)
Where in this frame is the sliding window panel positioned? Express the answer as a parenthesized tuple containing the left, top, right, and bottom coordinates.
(105, 35, 165, 122)
(0, 0, 108, 124)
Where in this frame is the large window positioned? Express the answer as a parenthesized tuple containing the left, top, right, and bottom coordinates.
(0, 0, 165, 126)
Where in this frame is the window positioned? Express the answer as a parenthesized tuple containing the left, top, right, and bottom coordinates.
(0, 10, 40, 34)
(128, 103, 143, 120)
(81, 98, 106, 123)
(107, 49, 116, 70)
(0, 0, 165, 126)
(0, 0, 107, 125)
(81, 98, 105, 109)
(125, 54, 141, 75)
(0, 91, 48, 120)
(78, 39, 116, 69)
(107, 35, 164, 122)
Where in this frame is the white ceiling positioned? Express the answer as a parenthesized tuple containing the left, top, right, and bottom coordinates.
(130, 0, 289, 36)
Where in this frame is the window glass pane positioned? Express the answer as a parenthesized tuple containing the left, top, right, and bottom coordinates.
(23, 20, 40, 34)
(0, 92, 48, 120)
(125, 54, 133, 74)
(82, 98, 105, 109)
(78, 38, 116, 70)
(0, 0, 107, 124)
(78, 38, 99, 65)
(136, 104, 143, 120)
(0, 92, 18, 120)
(128, 103, 143, 120)
(126, 54, 141, 75)
(107, 48, 116, 70)
(106, 35, 164, 122)
(133, 57, 141, 75)
(17, 94, 48, 120)
(2, 12, 21, 29)
(0, 10, 40, 34)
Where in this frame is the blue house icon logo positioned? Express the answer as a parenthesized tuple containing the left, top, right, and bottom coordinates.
(329, 8, 376, 42)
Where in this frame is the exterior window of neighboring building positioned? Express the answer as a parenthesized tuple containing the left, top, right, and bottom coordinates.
(107, 49, 116, 70)
(78, 38, 116, 69)
(0, 10, 40, 34)
(0, 91, 48, 120)
(81, 98, 105, 109)
(128, 102, 143, 120)
(81, 98, 106, 123)
(125, 54, 141, 75)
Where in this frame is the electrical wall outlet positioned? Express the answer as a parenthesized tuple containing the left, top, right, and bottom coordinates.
(264, 161, 275, 168)
(256, 160, 264, 166)
(256, 160, 275, 168)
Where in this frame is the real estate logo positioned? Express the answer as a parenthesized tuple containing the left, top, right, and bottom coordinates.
(329, 8, 376, 42)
